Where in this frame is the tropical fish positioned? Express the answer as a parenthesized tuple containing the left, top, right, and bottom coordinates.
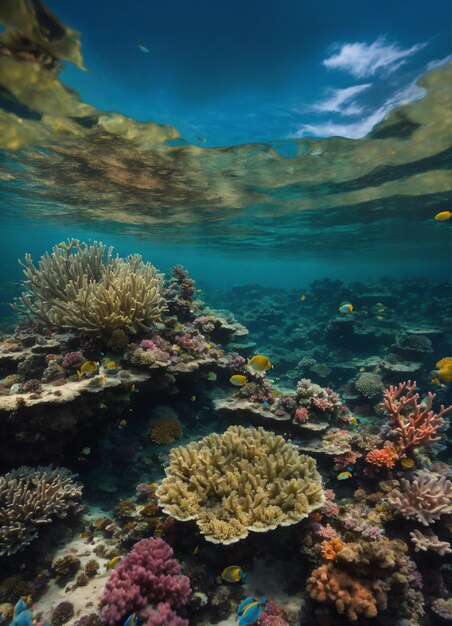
(80, 447, 91, 455)
(172, 345, 182, 351)
(192, 545, 199, 555)
(205, 343, 211, 349)
(359, 367, 365, 372)
(14, 598, 31, 618)
(339, 303, 353, 314)
(350, 416, 362, 426)
(104, 360, 118, 370)
(300, 294, 306, 301)
(237, 597, 265, 626)
(190, 395, 196, 402)
(230, 374, 247, 386)
(138, 44, 150, 53)
(10, 609, 33, 626)
(119, 419, 127, 429)
(376, 315, 384, 321)
(221, 565, 247, 583)
(105, 556, 122, 570)
(124, 613, 138, 626)
(337, 471, 352, 480)
(130, 384, 138, 393)
(248, 355, 272, 371)
(262, 401, 270, 407)
(434, 210, 452, 221)
(430, 377, 440, 385)
(77, 361, 99, 378)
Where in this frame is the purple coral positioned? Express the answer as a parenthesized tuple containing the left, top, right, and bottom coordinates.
(62, 352, 84, 369)
(100, 538, 191, 625)
(140, 339, 156, 350)
(228, 353, 247, 373)
(361, 526, 385, 542)
(18, 379, 42, 394)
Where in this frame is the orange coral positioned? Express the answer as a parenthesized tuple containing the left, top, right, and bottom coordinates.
(149, 417, 183, 445)
(365, 448, 398, 469)
(321, 537, 343, 560)
(307, 564, 387, 621)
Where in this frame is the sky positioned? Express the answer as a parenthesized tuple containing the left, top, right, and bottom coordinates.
(46, 0, 452, 146)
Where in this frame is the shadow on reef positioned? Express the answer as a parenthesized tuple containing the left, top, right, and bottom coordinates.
(0, 241, 451, 626)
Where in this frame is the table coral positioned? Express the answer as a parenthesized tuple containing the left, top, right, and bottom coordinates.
(0, 466, 82, 556)
(156, 425, 324, 544)
(389, 473, 452, 525)
(100, 538, 191, 625)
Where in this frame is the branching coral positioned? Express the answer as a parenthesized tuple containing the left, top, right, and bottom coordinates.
(0, 466, 82, 556)
(100, 538, 191, 625)
(383, 381, 450, 453)
(13, 240, 164, 337)
(389, 473, 452, 525)
(365, 448, 398, 469)
(410, 529, 452, 556)
(156, 426, 324, 544)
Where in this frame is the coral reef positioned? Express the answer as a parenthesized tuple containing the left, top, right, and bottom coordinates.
(354, 372, 384, 400)
(100, 538, 191, 625)
(149, 417, 183, 445)
(13, 240, 164, 337)
(0, 466, 82, 555)
(389, 473, 452, 525)
(157, 425, 324, 544)
(409, 529, 452, 556)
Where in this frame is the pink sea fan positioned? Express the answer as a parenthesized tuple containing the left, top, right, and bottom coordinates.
(100, 538, 191, 625)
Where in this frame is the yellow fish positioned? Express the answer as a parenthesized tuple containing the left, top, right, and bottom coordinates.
(434, 210, 452, 221)
(191, 395, 196, 402)
(205, 343, 211, 349)
(359, 367, 365, 372)
(430, 377, 440, 385)
(172, 345, 181, 351)
(300, 294, 306, 301)
(337, 471, 352, 480)
(350, 416, 362, 426)
(376, 316, 384, 321)
(221, 565, 247, 583)
(339, 303, 353, 314)
(248, 355, 272, 371)
(230, 374, 247, 386)
(77, 361, 99, 378)
(105, 556, 122, 570)
(105, 360, 118, 369)
(150, 482, 158, 488)
(119, 419, 127, 429)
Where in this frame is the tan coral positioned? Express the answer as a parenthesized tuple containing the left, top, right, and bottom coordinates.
(13, 241, 164, 337)
(156, 425, 324, 544)
(410, 529, 452, 556)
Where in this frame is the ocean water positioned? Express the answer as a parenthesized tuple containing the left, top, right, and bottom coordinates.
(0, 2, 451, 626)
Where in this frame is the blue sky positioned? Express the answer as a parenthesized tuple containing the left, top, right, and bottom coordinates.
(48, 0, 451, 146)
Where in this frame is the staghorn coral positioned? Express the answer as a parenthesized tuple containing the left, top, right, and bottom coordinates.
(307, 565, 385, 621)
(383, 381, 450, 453)
(149, 417, 183, 445)
(13, 240, 164, 337)
(157, 425, 324, 544)
(409, 529, 452, 556)
(355, 372, 384, 400)
(0, 466, 82, 556)
(389, 473, 452, 525)
(100, 538, 191, 625)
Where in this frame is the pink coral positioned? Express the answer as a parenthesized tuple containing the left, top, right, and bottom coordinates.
(294, 407, 309, 422)
(100, 538, 191, 625)
(313, 523, 338, 539)
(383, 381, 451, 453)
(145, 603, 188, 626)
(322, 501, 339, 517)
(140, 339, 156, 350)
(334, 451, 362, 467)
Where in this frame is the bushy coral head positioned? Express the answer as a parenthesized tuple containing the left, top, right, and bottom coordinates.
(100, 538, 190, 625)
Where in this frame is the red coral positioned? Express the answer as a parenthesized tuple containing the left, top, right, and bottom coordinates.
(383, 381, 451, 453)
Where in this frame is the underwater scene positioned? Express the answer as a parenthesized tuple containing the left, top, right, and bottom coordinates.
(0, 1, 451, 625)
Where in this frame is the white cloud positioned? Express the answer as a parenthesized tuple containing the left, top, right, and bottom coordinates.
(323, 37, 427, 78)
(426, 54, 452, 71)
(312, 84, 371, 116)
(294, 80, 426, 140)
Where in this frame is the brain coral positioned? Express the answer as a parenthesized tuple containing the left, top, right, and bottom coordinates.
(0, 466, 82, 556)
(156, 425, 324, 544)
(354, 372, 384, 400)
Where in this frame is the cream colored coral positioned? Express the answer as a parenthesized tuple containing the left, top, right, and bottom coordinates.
(13, 241, 164, 336)
(389, 473, 452, 526)
(156, 425, 324, 544)
(410, 529, 452, 556)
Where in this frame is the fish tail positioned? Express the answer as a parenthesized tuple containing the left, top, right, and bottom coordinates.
(77, 370, 83, 378)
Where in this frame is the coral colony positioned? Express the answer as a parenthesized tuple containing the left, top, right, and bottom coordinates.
(0, 239, 451, 626)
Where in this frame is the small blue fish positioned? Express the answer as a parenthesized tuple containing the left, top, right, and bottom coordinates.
(262, 401, 270, 407)
(237, 597, 265, 626)
(339, 303, 353, 314)
(123, 613, 138, 626)
(14, 599, 29, 617)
